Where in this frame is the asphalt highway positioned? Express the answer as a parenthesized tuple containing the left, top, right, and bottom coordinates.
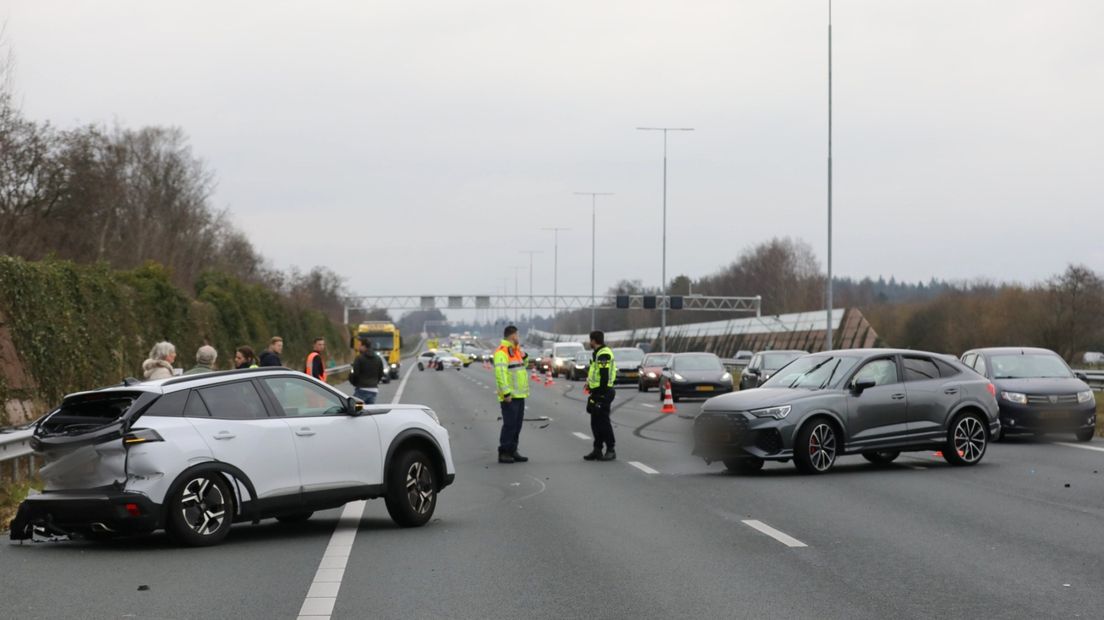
(3, 362, 1104, 619)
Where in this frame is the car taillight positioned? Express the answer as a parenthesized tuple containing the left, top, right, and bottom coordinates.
(125, 503, 142, 517)
(123, 428, 164, 446)
(986, 383, 996, 397)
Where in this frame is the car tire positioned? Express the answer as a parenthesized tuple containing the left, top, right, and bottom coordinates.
(723, 457, 764, 474)
(384, 449, 438, 528)
(276, 512, 314, 524)
(861, 450, 900, 465)
(1075, 428, 1095, 442)
(417, 362, 425, 371)
(166, 473, 234, 547)
(638, 382, 645, 392)
(943, 411, 988, 466)
(794, 419, 839, 475)
(672, 393, 680, 403)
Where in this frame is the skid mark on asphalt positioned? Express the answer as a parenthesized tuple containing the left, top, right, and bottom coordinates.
(631, 413, 679, 444)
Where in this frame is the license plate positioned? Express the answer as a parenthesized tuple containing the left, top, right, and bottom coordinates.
(696, 385, 715, 392)
(1043, 410, 1066, 419)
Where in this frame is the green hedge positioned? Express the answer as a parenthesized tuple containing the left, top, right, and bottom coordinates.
(0, 257, 347, 421)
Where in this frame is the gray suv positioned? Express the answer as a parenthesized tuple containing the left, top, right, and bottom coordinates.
(693, 349, 1000, 474)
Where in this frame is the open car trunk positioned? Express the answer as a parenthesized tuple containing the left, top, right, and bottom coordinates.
(33, 390, 155, 492)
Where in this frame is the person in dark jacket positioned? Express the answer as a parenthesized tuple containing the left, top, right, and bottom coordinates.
(259, 337, 283, 367)
(351, 340, 385, 404)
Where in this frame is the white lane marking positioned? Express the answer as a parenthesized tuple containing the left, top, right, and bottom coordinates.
(1056, 442, 1104, 453)
(297, 500, 367, 619)
(641, 403, 656, 408)
(741, 519, 808, 548)
(572, 432, 592, 441)
(628, 461, 660, 475)
(392, 361, 416, 404)
(298, 361, 416, 619)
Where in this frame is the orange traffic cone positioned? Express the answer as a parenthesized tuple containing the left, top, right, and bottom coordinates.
(583, 384, 590, 395)
(544, 367, 555, 387)
(531, 367, 541, 381)
(660, 381, 677, 414)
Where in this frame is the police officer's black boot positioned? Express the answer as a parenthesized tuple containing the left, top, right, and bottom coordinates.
(583, 448, 603, 461)
(601, 447, 617, 461)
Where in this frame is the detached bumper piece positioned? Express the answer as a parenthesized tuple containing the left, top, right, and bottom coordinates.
(9, 493, 160, 541)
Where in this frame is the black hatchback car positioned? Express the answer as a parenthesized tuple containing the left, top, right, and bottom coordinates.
(693, 349, 1000, 474)
(739, 350, 807, 390)
(960, 347, 1096, 442)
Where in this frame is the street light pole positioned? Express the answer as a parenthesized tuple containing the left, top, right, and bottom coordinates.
(826, 0, 834, 352)
(541, 226, 570, 331)
(511, 266, 525, 326)
(637, 126, 694, 352)
(519, 250, 542, 332)
(574, 192, 614, 331)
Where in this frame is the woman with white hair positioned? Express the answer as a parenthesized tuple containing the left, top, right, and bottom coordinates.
(142, 341, 177, 380)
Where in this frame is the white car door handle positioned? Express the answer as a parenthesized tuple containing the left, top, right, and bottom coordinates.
(213, 432, 236, 440)
(295, 428, 316, 437)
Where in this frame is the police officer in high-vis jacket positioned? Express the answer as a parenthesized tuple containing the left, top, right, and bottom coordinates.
(494, 325, 530, 464)
(584, 330, 618, 461)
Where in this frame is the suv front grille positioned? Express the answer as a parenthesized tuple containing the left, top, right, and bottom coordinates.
(1026, 394, 1079, 406)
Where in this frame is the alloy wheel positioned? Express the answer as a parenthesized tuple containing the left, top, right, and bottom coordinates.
(953, 416, 986, 463)
(406, 461, 435, 515)
(808, 423, 837, 472)
(179, 477, 227, 537)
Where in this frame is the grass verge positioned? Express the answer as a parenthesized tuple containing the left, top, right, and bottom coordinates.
(0, 480, 35, 532)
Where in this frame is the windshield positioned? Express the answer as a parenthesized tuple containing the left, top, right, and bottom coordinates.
(673, 355, 724, 372)
(574, 352, 590, 362)
(990, 354, 1073, 379)
(613, 348, 644, 364)
(762, 355, 860, 390)
(643, 354, 673, 367)
(361, 333, 395, 351)
(762, 352, 803, 371)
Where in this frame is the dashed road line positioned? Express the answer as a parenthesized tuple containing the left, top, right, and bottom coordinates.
(298, 360, 415, 619)
(741, 519, 808, 548)
(297, 500, 366, 619)
(628, 461, 660, 475)
(572, 432, 592, 441)
(1055, 442, 1104, 453)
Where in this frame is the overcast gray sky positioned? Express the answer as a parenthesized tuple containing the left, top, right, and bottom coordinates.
(6, 1, 1103, 300)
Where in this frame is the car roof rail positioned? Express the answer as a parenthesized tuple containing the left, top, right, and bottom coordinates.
(161, 366, 295, 387)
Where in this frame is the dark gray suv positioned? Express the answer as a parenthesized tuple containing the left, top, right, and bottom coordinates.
(692, 349, 1000, 474)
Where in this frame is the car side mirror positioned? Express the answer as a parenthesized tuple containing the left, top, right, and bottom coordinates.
(748, 368, 761, 375)
(346, 396, 365, 416)
(851, 379, 876, 395)
(662, 367, 670, 372)
(1075, 371, 1089, 381)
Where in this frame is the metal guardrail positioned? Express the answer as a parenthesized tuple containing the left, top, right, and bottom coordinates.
(0, 429, 34, 465)
(326, 364, 352, 385)
(1081, 371, 1104, 391)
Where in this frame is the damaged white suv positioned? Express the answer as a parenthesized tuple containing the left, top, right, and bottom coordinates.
(10, 368, 455, 546)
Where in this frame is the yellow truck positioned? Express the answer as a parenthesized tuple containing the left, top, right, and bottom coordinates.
(352, 321, 402, 378)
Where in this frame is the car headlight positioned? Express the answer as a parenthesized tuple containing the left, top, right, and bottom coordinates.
(420, 408, 441, 425)
(673, 373, 686, 382)
(1078, 390, 1095, 404)
(575, 364, 585, 369)
(1001, 391, 1027, 405)
(721, 372, 732, 382)
(646, 372, 656, 378)
(749, 405, 791, 420)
